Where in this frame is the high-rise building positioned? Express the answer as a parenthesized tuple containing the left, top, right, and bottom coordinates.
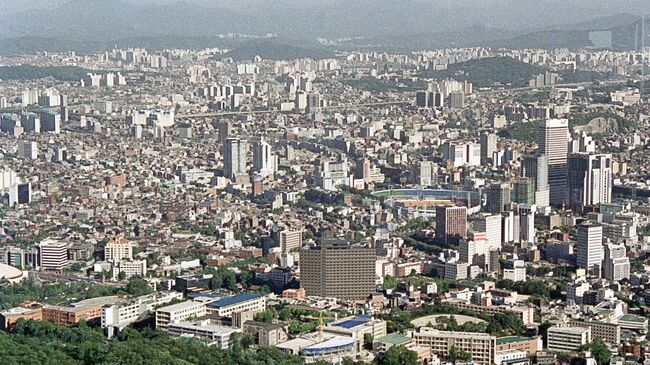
(480, 133, 498, 165)
(487, 182, 511, 214)
(435, 205, 467, 245)
(222, 138, 247, 177)
(521, 154, 550, 207)
(512, 178, 535, 205)
(17, 140, 38, 160)
(567, 153, 612, 209)
(472, 214, 502, 251)
(603, 244, 630, 281)
(537, 119, 568, 206)
(300, 239, 375, 300)
(252, 137, 277, 177)
(318, 156, 351, 191)
(39, 239, 69, 271)
(411, 161, 435, 186)
(576, 222, 603, 274)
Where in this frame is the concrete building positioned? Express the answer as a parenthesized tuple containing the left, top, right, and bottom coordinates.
(104, 237, 133, 263)
(39, 239, 69, 271)
(205, 293, 266, 318)
(43, 296, 124, 327)
(300, 239, 375, 300)
(223, 137, 247, 177)
(546, 326, 591, 352)
(167, 319, 241, 349)
(155, 301, 207, 330)
(323, 316, 387, 351)
(435, 205, 467, 245)
(279, 230, 303, 254)
(567, 153, 612, 208)
(568, 320, 620, 345)
(603, 244, 630, 281)
(252, 137, 277, 177)
(576, 222, 603, 274)
(410, 328, 496, 365)
(521, 154, 550, 207)
(102, 291, 183, 337)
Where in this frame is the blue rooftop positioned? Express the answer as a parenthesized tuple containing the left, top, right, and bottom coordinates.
(334, 319, 370, 329)
(207, 293, 261, 308)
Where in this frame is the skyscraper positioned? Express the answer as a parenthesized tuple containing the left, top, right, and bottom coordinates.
(252, 137, 277, 177)
(300, 239, 375, 300)
(435, 205, 467, 245)
(222, 138, 247, 177)
(480, 132, 498, 165)
(521, 154, 550, 207)
(567, 153, 612, 209)
(537, 119, 568, 206)
(487, 182, 511, 214)
(576, 222, 603, 274)
(512, 178, 535, 205)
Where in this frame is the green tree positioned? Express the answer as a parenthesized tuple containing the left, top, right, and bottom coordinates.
(581, 339, 611, 365)
(377, 345, 418, 365)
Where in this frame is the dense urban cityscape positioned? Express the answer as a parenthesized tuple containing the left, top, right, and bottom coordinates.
(0, 1, 650, 365)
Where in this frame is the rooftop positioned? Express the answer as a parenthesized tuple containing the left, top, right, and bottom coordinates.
(375, 333, 412, 345)
(206, 293, 261, 309)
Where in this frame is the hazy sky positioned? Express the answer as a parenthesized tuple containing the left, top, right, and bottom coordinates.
(0, 0, 648, 32)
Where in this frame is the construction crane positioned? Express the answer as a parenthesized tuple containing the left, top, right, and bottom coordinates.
(302, 311, 337, 342)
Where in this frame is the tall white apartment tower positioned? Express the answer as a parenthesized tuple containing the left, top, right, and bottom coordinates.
(576, 222, 603, 275)
(252, 137, 277, 177)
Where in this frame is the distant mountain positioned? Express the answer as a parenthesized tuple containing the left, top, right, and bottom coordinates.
(220, 40, 336, 61)
(0, 0, 261, 41)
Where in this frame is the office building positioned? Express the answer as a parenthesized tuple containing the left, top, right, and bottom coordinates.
(472, 214, 502, 251)
(205, 293, 266, 318)
(576, 222, 603, 274)
(568, 320, 620, 345)
(512, 178, 535, 205)
(480, 133, 498, 165)
(168, 319, 241, 349)
(222, 138, 247, 177)
(436, 205, 467, 245)
(522, 154, 550, 207)
(102, 291, 183, 337)
(488, 183, 511, 214)
(39, 239, 69, 271)
(279, 230, 303, 253)
(603, 244, 630, 281)
(537, 119, 568, 205)
(104, 237, 133, 263)
(17, 140, 38, 160)
(411, 160, 435, 186)
(155, 301, 207, 330)
(300, 239, 375, 300)
(43, 296, 124, 327)
(567, 153, 612, 209)
(546, 327, 591, 352)
(409, 328, 496, 365)
(318, 156, 351, 191)
(0, 305, 43, 331)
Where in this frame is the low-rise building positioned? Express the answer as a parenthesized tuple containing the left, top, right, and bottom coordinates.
(205, 293, 266, 318)
(547, 327, 591, 352)
(409, 328, 496, 365)
(155, 301, 207, 330)
(167, 319, 241, 349)
(323, 316, 387, 351)
(242, 320, 289, 346)
(495, 336, 542, 355)
(568, 320, 620, 345)
(102, 291, 183, 337)
(43, 296, 125, 326)
(0, 305, 42, 331)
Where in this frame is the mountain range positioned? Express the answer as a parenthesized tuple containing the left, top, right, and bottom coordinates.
(0, 0, 648, 56)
